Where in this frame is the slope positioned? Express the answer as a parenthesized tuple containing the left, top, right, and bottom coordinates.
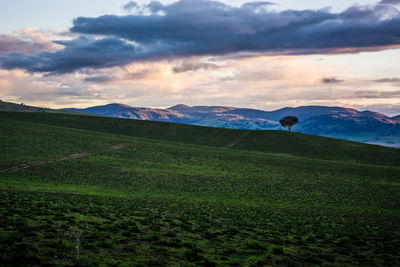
(0, 112, 399, 266)
(0, 100, 91, 116)
(64, 103, 400, 147)
(1, 111, 399, 166)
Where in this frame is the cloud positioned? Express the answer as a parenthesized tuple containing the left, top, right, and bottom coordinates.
(379, 0, 400, 5)
(0, 29, 60, 53)
(322, 77, 343, 84)
(2, 0, 400, 74)
(0, 69, 105, 106)
(173, 61, 219, 73)
(0, 36, 136, 75)
(2, 54, 400, 116)
(375, 77, 400, 83)
(84, 75, 117, 83)
(357, 90, 400, 98)
(84, 65, 165, 83)
(70, 1, 400, 54)
(123, 1, 138, 11)
(0, 35, 48, 53)
(241, 1, 276, 9)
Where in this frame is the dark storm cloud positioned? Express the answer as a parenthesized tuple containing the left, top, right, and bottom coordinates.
(322, 77, 343, 84)
(70, 1, 400, 54)
(0, 36, 136, 75)
(2, 0, 400, 75)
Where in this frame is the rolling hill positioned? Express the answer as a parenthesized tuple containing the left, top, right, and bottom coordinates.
(64, 102, 400, 147)
(3, 111, 399, 166)
(0, 111, 399, 265)
(0, 99, 88, 115)
(2, 100, 399, 147)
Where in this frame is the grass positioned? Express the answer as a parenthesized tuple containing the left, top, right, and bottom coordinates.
(2, 111, 400, 166)
(0, 100, 90, 115)
(0, 111, 399, 266)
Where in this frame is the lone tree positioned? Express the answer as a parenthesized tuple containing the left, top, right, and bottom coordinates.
(279, 116, 299, 132)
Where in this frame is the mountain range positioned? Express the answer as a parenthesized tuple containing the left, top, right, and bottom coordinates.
(63, 103, 400, 148)
(1, 99, 398, 147)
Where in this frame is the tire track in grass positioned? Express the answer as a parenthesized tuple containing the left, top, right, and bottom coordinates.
(1, 144, 129, 173)
(226, 131, 251, 148)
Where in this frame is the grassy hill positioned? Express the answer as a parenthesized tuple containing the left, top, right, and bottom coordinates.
(2, 111, 399, 166)
(0, 111, 399, 266)
(0, 100, 91, 116)
(63, 102, 400, 148)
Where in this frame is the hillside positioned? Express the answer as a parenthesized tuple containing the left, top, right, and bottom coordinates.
(2, 100, 399, 148)
(0, 100, 51, 112)
(64, 103, 400, 148)
(2, 111, 399, 166)
(0, 100, 89, 116)
(0, 112, 400, 266)
(0, 111, 399, 266)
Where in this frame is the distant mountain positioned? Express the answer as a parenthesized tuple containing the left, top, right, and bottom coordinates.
(64, 103, 196, 123)
(221, 106, 359, 122)
(169, 104, 235, 114)
(295, 113, 400, 147)
(1, 99, 398, 148)
(193, 114, 278, 130)
(62, 103, 400, 147)
(64, 103, 279, 129)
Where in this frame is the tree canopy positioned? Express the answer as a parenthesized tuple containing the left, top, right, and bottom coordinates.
(279, 116, 299, 132)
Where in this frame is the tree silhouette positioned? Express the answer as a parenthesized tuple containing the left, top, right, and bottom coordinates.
(279, 116, 299, 132)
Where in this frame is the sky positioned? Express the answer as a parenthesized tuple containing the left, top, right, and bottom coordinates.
(0, 0, 399, 115)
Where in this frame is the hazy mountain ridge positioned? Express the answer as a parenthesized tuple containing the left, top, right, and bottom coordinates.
(65, 103, 196, 123)
(391, 115, 400, 121)
(295, 113, 400, 146)
(1, 100, 398, 147)
(169, 104, 236, 114)
(220, 106, 361, 122)
(61, 103, 400, 147)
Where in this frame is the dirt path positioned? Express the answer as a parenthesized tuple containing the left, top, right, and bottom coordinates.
(1, 144, 129, 173)
(226, 131, 251, 148)
(104, 144, 128, 151)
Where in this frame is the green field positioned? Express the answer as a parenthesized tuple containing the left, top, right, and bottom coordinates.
(1, 111, 399, 266)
